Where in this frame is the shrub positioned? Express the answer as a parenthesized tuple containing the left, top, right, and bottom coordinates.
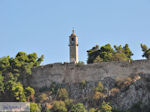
(50, 82, 60, 95)
(51, 101, 67, 112)
(89, 108, 97, 112)
(30, 103, 41, 112)
(132, 75, 141, 82)
(70, 103, 87, 112)
(99, 101, 112, 112)
(93, 92, 106, 100)
(57, 88, 68, 100)
(76, 61, 84, 66)
(45, 103, 53, 110)
(25, 86, 35, 102)
(95, 82, 104, 92)
(80, 80, 87, 89)
(109, 88, 120, 97)
(38, 93, 48, 103)
(64, 99, 74, 110)
(116, 77, 133, 89)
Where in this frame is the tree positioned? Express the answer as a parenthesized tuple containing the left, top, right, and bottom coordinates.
(25, 86, 35, 102)
(0, 52, 44, 102)
(0, 74, 4, 95)
(11, 82, 26, 102)
(100, 44, 114, 62)
(87, 44, 133, 64)
(123, 44, 133, 59)
(141, 44, 150, 59)
(113, 53, 128, 61)
(87, 45, 100, 64)
(0, 56, 10, 72)
(93, 56, 103, 63)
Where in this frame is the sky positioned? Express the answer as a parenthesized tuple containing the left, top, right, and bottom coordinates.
(0, 0, 150, 65)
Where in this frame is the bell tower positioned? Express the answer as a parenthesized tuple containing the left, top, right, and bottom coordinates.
(69, 29, 79, 63)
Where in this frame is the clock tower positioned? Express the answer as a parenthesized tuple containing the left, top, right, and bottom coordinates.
(69, 29, 79, 63)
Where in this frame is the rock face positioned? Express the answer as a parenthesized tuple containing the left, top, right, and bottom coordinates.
(110, 74, 150, 110)
(28, 60, 150, 111)
(37, 74, 150, 111)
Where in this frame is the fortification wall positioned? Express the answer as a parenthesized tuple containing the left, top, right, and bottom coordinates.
(29, 60, 150, 89)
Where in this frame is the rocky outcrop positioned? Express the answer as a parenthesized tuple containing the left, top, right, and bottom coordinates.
(38, 74, 150, 111)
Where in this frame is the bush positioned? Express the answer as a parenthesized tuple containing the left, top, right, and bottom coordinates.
(38, 93, 48, 103)
(70, 103, 87, 112)
(30, 103, 41, 112)
(109, 88, 120, 97)
(76, 61, 84, 66)
(93, 92, 106, 100)
(51, 101, 67, 112)
(95, 82, 104, 92)
(25, 86, 35, 102)
(57, 88, 68, 100)
(79, 80, 87, 89)
(99, 101, 112, 112)
(50, 82, 60, 95)
(116, 77, 133, 89)
(89, 108, 96, 112)
(64, 99, 74, 110)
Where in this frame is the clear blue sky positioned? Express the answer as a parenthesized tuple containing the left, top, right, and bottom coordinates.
(0, 0, 150, 64)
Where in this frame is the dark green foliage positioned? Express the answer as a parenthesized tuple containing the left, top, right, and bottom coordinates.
(87, 45, 100, 63)
(100, 44, 114, 62)
(0, 52, 43, 102)
(141, 43, 150, 59)
(87, 44, 133, 64)
(0, 73, 4, 94)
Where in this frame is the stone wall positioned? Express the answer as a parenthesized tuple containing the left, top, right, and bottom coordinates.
(29, 60, 150, 89)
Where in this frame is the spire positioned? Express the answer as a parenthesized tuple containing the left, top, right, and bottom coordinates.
(72, 27, 75, 33)
(70, 28, 76, 37)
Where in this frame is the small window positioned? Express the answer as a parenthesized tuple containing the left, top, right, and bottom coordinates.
(71, 38, 74, 41)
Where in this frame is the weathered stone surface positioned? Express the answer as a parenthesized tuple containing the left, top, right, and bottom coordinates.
(29, 60, 150, 89)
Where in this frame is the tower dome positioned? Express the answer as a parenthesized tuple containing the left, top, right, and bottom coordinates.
(70, 29, 77, 37)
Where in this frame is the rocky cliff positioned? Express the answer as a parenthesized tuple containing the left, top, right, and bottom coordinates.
(29, 60, 150, 111)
